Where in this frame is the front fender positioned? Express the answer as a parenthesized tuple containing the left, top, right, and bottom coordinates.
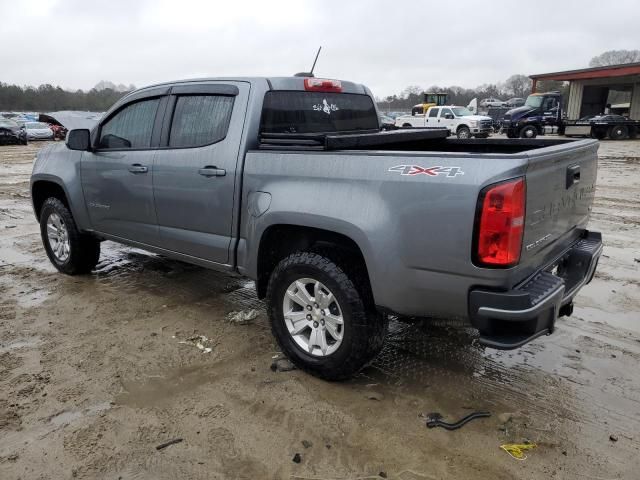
(30, 144, 91, 230)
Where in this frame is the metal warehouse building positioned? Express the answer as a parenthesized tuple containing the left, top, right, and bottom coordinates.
(530, 62, 640, 120)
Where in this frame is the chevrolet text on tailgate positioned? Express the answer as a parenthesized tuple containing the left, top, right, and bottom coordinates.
(31, 76, 602, 380)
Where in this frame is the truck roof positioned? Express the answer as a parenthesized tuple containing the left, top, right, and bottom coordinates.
(123, 76, 370, 98)
(530, 91, 562, 96)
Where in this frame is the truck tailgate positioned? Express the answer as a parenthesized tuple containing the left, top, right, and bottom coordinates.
(521, 139, 598, 267)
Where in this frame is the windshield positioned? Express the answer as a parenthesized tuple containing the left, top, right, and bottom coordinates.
(451, 107, 473, 116)
(525, 95, 544, 108)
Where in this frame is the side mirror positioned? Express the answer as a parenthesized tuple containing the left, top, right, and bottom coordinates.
(444, 113, 454, 119)
(66, 129, 91, 151)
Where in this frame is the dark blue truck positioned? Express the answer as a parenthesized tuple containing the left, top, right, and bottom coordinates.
(502, 91, 640, 140)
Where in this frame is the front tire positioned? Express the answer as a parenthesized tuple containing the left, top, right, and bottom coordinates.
(519, 125, 538, 138)
(457, 126, 471, 139)
(40, 197, 100, 275)
(608, 125, 628, 140)
(266, 252, 387, 380)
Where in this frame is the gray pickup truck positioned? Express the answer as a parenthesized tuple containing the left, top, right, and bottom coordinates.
(31, 76, 602, 380)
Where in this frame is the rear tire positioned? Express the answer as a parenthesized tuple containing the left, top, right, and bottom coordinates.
(266, 251, 387, 381)
(40, 197, 100, 275)
(519, 125, 538, 138)
(506, 130, 517, 139)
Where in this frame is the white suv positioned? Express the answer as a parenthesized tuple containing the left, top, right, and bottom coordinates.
(480, 97, 505, 108)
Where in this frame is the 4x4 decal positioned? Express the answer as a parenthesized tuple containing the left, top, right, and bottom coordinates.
(388, 165, 464, 177)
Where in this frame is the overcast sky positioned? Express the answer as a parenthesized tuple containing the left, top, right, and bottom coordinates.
(2, 0, 639, 97)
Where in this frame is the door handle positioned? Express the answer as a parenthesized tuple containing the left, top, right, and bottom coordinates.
(198, 166, 226, 177)
(128, 163, 148, 173)
(566, 164, 580, 188)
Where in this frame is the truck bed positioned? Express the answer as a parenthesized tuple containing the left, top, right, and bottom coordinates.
(259, 128, 577, 154)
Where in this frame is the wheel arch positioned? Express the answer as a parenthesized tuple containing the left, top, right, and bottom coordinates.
(255, 224, 373, 302)
(31, 179, 70, 220)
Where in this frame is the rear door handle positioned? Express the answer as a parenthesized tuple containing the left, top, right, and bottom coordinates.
(198, 166, 226, 177)
(128, 163, 148, 174)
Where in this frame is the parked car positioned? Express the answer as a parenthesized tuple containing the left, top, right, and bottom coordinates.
(480, 97, 506, 108)
(0, 119, 28, 145)
(48, 124, 68, 140)
(505, 97, 525, 107)
(24, 122, 54, 140)
(31, 76, 602, 380)
(395, 105, 493, 138)
(379, 114, 396, 130)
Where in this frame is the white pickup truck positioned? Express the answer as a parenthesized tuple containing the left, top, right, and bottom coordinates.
(395, 105, 494, 138)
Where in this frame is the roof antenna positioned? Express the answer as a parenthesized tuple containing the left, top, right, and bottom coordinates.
(294, 46, 322, 77)
(310, 46, 322, 76)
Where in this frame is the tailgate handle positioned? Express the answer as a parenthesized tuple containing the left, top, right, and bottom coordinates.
(566, 164, 580, 188)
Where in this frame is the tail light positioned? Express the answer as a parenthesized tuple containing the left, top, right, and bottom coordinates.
(304, 78, 342, 93)
(474, 177, 526, 267)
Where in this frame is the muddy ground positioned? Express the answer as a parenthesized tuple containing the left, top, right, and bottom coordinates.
(1, 139, 639, 480)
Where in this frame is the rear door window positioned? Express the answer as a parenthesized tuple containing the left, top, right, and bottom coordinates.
(168, 95, 235, 148)
(260, 91, 378, 134)
(99, 98, 160, 149)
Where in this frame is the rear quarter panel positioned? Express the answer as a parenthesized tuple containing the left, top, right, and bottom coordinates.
(240, 149, 530, 319)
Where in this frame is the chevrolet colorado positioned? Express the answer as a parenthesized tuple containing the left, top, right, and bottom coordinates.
(31, 76, 602, 380)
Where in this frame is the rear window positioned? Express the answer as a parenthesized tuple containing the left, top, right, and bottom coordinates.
(260, 91, 378, 134)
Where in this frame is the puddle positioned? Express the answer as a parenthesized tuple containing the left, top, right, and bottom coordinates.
(92, 242, 239, 303)
(49, 402, 112, 426)
(0, 337, 41, 354)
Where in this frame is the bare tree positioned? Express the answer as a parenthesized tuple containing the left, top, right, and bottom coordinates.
(589, 50, 640, 67)
(503, 74, 532, 98)
(400, 85, 422, 98)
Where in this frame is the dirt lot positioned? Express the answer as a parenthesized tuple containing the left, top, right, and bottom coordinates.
(1, 139, 639, 480)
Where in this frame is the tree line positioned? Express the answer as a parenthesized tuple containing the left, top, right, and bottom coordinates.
(375, 74, 569, 112)
(2, 49, 638, 113)
(0, 82, 130, 112)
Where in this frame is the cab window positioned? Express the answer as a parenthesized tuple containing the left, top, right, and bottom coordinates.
(543, 97, 558, 112)
(169, 95, 235, 148)
(428, 108, 439, 118)
(98, 98, 160, 149)
(440, 108, 453, 118)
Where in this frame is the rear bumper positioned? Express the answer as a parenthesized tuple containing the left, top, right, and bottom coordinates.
(469, 231, 602, 349)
